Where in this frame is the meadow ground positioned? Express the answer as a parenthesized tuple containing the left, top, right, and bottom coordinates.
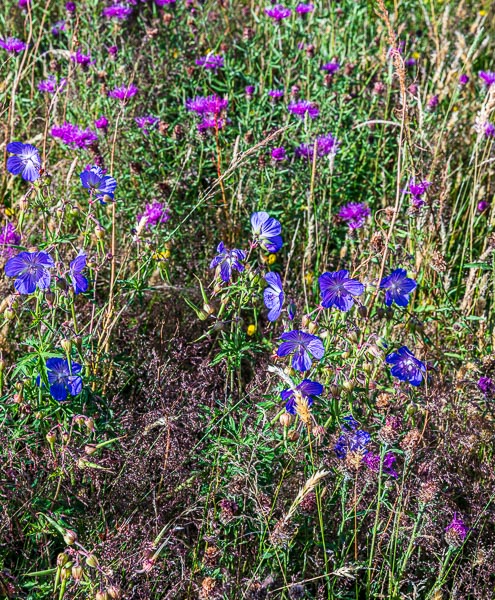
(1, 0, 495, 598)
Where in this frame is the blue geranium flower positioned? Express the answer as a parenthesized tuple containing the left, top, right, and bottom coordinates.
(69, 252, 88, 294)
(380, 268, 417, 307)
(277, 330, 324, 371)
(319, 270, 364, 311)
(4, 251, 54, 294)
(210, 242, 246, 282)
(80, 165, 117, 203)
(334, 416, 371, 459)
(281, 379, 323, 414)
(6, 142, 41, 182)
(251, 211, 283, 253)
(39, 357, 83, 401)
(386, 346, 426, 386)
(263, 272, 284, 321)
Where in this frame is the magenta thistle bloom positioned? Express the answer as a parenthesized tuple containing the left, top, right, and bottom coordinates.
(69, 252, 88, 294)
(380, 268, 417, 307)
(271, 147, 287, 161)
(51, 20, 66, 35)
(319, 270, 364, 311)
(295, 3, 314, 14)
(5, 251, 54, 294)
(478, 200, 490, 212)
(0, 223, 21, 258)
(137, 202, 170, 227)
(363, 452, 398, 478)
(210, 242, 246, 283)
(478, 376, 495, 395)
(108, 45, 118, 56)
(459, 74, 469, 86)
(479, 71, 495, 87)
(135, 115, 159, 135)
(186, 94, 228, 116)
(102, 4, 133, 18)
(70, 48, 94, 67)
(65, 1, 76, 12)
(197, 117, 228, 132)
(268, 89, 284, 99)
(338, 202, 371, 229)
(0, 37, 27, 53)
(51, 122, 98, 149)
(156, 0, 176, 4)
(277, 330, 324, 372)
(404, 179, 431, 207)
(427, 95, 439, 109)
(7, 142, 41, 182)
(265, 4, 292, 20)
(288, 100, 319, 119)
(296, 133, 339, 159)
(95, 116, 109, 130)
(321, 61, 340, 74)
(445, 514, 468, 545)
(281, 379, 323, 414)
(245, 85, 255, 96)
(18, 0, 30, 7)
(38, 76, 66, 94)
(195, 54, 224, 70)
(108, 84, 138, 100)
(484, 122, 495, 137)
(386, 346, 426, 386)
(263, 272, 284, 322)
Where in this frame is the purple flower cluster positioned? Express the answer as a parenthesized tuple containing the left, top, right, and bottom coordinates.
(135, 115, 159, 134)
(338, 202, 371, 229)
(38, 76, 67, 94)
(137, 202, 170, 228)
(195, 54, 224, 70)
(404, 179, 431, 207)
(479, 71, 495, 87)
(321, 61, 340, 74)
(295, 133, 339, 159)
(0, 223, 21, 258)
(186, 94, 228, 131)
(288, 100, 319, 120)
(51, 122, 98, 149)
(295, 3, 314, 14)
(334, 416, 371, 458)
(102, 4, 133, 18)
(0, 37, 27, 53)
(265, 4, 292, 20)
(108, 84, 138, 100)
(70, 48, 94, 67)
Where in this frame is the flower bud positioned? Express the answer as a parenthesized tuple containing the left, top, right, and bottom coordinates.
(287, 430, 300, 442)
(358, 305, 368, 318)
(95, 227, 105, 240)
(63, 530, 78, 545)
(61, 339, 72, 353)
(347, 331, 358, 343)
(73, 336, 83, 352)
(60, 567, 71, 581)
(203, 304, 215, 315)
(107, 586, 121, 599)
(363, 362, 374, 373)
(342, 380, 355, 392)
(61, 431, 70, 444)
(96, 592, 109, 600)
(5, 308, 15, 320)
(198, 311, 208, 321)
(72, 565, 84, 580)
(330, 384, 341, 397)
(279, 413, 293, 427)
(308, 322, 318, 334)
(85, 444, 97, 455)
(85, 554, 99, 568)
(85, 417, 95, 433)
(57, 553, 69, 567)
(341, 351, 350, 359)
(46, 430, 57, 445)
(301, 315, 310, 328)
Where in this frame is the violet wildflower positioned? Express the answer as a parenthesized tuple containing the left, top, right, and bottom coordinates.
(287, 302, 296, 320)
(51, 122, 98, 149)
(363, 452, 398, 478)
(338, 202, 371, 229)
(195, 54, 224, 70)
(51, 20, 66, 36)
(386, 346, 426, 386)
(281, 379, 323, 414)
(69, 253, 88, 294)
(65, 1, 76, 12)
(18, 0, 30, 7)
(321, 61, 340, 74)
(245, 85, 255, 97)
(108, 84, 138, 100)
(265, 4, 292, 20)
(334, 417, 371, 459)
(80, 166, 117, 203)
(319, 270, 364, 312)
(295, 133, 339, 159)
(477, 376, 495, 396)
(95, 116, 109, 130)
(210, 242, 246, 283)
(459, 74, 469, 86)
(479, 71, 495, 87)
(268, 89, 284, 99)
(156, 0, 177, 4)
(0, 224, 21, 258)
(445, 514, 468, 546)
(277, 330, 324, 371)
(296, 3, 314, 14)
(251, 211, 283, 253)
(38, 76, 66, 94)
(137, 202, 170, 227)
(5, 251, 54, 294)
(404, 58, 416, 68)
(0, 37, 27, 53)
(478, 200, 490, 212)
(263, 272, 284, 322)
(70, 48, 93, 67)
(271, 147, 287, 161)
(404, 179, 431, 207)
(108, 45, 118, 56)
(288, 100, 319, 119)
(427, 95, 439, 109)
(102, 4, 133, 18)
(6, 142, 41, 182)
(380, 268, 417, 307)
(198, 118, 228, 132)
(40, 357, 83, 402)
(484, 122, 495, 137)
(135, 115, 159, 135)
(186, 94, 228, 116)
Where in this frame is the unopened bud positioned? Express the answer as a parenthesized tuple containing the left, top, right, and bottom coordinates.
(342, 380, 355, 391)
(341, 351, 350, 359)
(95, 227, 105, 240)
(85, 417, 95, 432)
(347, 331, 358, 343)
(73, 336, 83, 352)
(301, 315, 310, 328)
(308, 322, 318, 334)
(63, 530, 78, 545)
(198, 311, 208, 321)
(46, 430, 57, 445)
(363, 362, 373, 373)
(86, 554, 99, 568)
(358, 305, 368, 318)
(279, 413, 293, 427)
(203, 303, 215, 315)
(287, 430, 300, 442)
(5, 308, 15, 320)
(61, 339, 72, 353)
(107, 586, 121, 599)
(96, 592, 109, 600)
(60, 567, 71, 581)
(85, 444, 97, 455)
(330, 384, 340, 397)
(57, 553, 69, 567)
(71, 565, 84, 580)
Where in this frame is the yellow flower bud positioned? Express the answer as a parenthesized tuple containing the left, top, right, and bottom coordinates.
(247, 324, 256, 336)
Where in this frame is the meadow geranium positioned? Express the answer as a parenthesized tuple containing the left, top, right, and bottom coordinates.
(338, 202, 370, 229)
(0, 37, 27, 53)
(80, 166, 117, 202)
(40, 358, 83, 401)
(137, 202, 170, 227)
(210, 242, 246, 282)
(102, 4, 133, 18)
(108, 84, 138, 100)
(386, 346, 426, 386)
(195, 54, 224, 70)
(319, 270, 364, 311)
(263, 272, 284, 321)
(380, 269, 417, 307)
(281, 379, 323, 414)
(135, 116, 159, 134)
(69, 253, 89, 294)
(479, 71, 495, 87)
(265, 4, 292, 20)
(6, 142, 41, 181)
(277, 330, 324, 371)
(334, 417, 371, 459)
(5, 251, 54, 294)
(288, 100, 319, 119)
(51, 122, 98, 149)
(251, 212, 283, 252)
(0, 224, 21, 258)
(295, 133, 339, 159)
